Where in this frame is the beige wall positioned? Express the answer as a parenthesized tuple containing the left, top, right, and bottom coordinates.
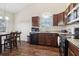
(0, 3, 76, 41)
(15, 3, 68, 41)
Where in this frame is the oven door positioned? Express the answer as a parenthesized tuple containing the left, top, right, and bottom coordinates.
(59, 35, 68, 56)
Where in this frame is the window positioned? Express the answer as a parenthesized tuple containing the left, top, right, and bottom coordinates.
(0, 16, 9, 32)
(40, 15, 53, 32)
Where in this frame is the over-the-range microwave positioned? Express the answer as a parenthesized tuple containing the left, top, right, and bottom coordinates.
(68, 27, 79, 39)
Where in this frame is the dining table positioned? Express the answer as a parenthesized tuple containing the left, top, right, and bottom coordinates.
(0, 33, 10, 53)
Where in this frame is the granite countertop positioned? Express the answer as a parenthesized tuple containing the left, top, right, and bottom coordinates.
(58, 33, 79, 48)
(59, 33, 79, 48)
(30, 31, 69, 34)
(30, 31, 79, 48)
(67, 37, 79, 48)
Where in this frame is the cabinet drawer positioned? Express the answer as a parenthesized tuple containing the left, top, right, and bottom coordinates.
(68, 48, 75, 56)
(68, 42, 79, 56)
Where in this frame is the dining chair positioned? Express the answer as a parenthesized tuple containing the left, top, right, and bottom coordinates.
(16, 32, 21, 45)
(3, 32, 18, 52)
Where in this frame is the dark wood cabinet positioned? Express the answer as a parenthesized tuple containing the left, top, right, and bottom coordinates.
(38, 33, 45, 45)
(69, 3, 74, 11)
(32, 16, 39, 26)
(69, 3, 76, 12)
(57, 12, 64, 23)
(30, 33, 38, 45)
(53, 14, 58, 26)
(68, 42, 79, 56)
(53, 12, 65, 26)
(30, 33, 58, 47)
(63, 11, 67, 25)
(53, 3, 77, 26)
(47, 34, 56, 46)
(38, 33, 58, 47)
(68, 48, 75, 56)
(64, 3, 77, 25)
(50, 33, 58, 47)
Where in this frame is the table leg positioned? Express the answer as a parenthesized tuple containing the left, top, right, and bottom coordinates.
(0, 36, 2, 53)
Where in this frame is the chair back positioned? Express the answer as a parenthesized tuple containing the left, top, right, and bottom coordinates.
(10, 32, 17, 41)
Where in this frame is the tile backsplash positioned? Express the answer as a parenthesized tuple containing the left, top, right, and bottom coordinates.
(66, 22, 79, 34)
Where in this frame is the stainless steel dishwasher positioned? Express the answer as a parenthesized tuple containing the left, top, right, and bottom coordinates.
(59, 35, 68, 56)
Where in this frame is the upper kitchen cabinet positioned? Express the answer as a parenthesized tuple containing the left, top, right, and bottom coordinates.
(57, 12, 65, 25)
(64, 11, 67, 25)
(65, 5, 70, 16)
(53, 12, 65, 26)
(69, 3, 76, 11)
(53, 14, 58, 26)
(65, 3, 76, 16)
(32, 16, 39, 27)
(65, 3, 79, 24)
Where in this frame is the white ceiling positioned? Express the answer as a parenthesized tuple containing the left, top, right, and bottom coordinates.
(0, 3, 32, 14)
(0, 3, 69, 14)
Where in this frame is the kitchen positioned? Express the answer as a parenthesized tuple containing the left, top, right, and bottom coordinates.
(29, 3, 79, 56)
(0, 3, 79, 56)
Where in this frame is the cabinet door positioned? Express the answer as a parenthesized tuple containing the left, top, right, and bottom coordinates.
(68, 42, 79, 56)
(32, 16, 39, 26)
(68, 49, 75, 56)
(63, 12, 67, 25)
(44, 33, 52, 46)
(30, 33, 38, 44)
(58, 12, 64, 23)
(69, 3, 77, 11)
(69, 3, 74, 11)
(45, 33, 58, 47)
(38, 33, 45, 45)
(51, 33, 58, 47)
(53, 14, 58, 26)
(53, 12, 66, 25)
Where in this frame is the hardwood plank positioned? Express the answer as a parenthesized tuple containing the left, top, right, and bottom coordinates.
(0, 41, 59, 56)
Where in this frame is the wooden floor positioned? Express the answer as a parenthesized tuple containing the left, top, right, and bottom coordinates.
(0, 41, 59, 56)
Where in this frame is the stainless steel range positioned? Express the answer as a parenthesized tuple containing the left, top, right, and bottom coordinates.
(59, 35, 68, 56)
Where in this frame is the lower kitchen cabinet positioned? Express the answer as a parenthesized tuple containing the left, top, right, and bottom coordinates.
(38, 33, 45, 45)
(30, 33, 38, 45)
(38, 33, 58, 47)
(68, 42, 79, 56)
(30, 33, 58, 47)
(68, 48, 75, 56)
